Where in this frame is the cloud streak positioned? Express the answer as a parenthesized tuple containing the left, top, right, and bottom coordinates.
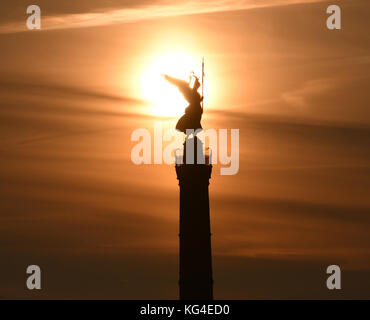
(0, 0, 325, 34)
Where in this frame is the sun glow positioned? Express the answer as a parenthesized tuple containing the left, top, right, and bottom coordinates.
(141, 52, 203, 117)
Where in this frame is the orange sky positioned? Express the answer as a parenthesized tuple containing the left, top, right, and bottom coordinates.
(1, 0, 370, 299)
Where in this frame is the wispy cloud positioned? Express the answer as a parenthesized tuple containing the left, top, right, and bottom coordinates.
(0, 0, 325, 34)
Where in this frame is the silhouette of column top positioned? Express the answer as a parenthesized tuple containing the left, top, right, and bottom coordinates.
(175, 135, 213, 300)
(175, 136, 212, 182)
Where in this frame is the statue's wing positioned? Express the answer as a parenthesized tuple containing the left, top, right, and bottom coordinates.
(163, 75, 187, 87)
(163, 75, 193, 103)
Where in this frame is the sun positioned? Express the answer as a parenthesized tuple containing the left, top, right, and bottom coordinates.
(141, 52, 201, 117)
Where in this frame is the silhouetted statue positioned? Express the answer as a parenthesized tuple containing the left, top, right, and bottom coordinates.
(163, 74, 203, 134)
